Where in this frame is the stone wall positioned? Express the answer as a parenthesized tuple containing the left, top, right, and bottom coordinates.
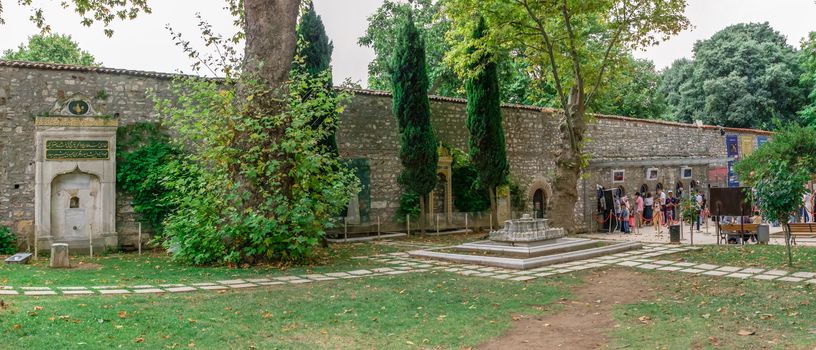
(0, 61, 772, 245)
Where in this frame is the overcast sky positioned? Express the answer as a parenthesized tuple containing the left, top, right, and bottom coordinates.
(0, 0, 814, 87)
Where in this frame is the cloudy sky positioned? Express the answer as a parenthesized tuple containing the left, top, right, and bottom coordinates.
(0, 0, 814, 87)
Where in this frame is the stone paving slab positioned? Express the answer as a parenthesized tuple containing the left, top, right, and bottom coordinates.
(58, 286, 89, 290)
(134, 288, 165, 294)
(167, 286, 197, 292)
(227, 284, 257, 289)
(764, 270, 788, 276)
(637, 264, 660, 269)
(679, 268, 705, 274)
(0, 290, 19, 295)
(217, 279, 247, 284)
(62, 290, 95, 295)
(24, 290, 58, 296)
(245, 278, 271, 283)
(258, 281, 285, 286)
(753, 275, 779, 281)
(701, 270, 729, 276)
(657, 266, 682, 271)
(673, 262, 696, 267)
(98, 289, 130, 295)
(695, 264, 719, 270)
(792, 272, 816, 278)
(740, 268, 765, 274)
(21, 286, 52, 291)
(726, 273, 752, 279)
(199, 285, 229, 290)
(716, 266, 742, 272)
(616, 261, 641, 267)
(777, 276, 804, 282)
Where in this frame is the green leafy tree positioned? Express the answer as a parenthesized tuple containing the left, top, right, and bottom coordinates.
(465, 17, 509, 225)
(359, 0, 545, 105)
(593, 56, 667, 119)
(735, 123, 816, 266)
(657, 58, 694, 120)
(391, 13, 438, 233)
(659, 22, 807, 129)
(799, 32, 816, 126)
(296, 1, 338, 153)
(445, 0, 689, 231)
(2, 34, 99, 66)
(0, 0, 151, 37)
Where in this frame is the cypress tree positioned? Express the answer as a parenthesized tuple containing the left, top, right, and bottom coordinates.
(392, 12, 438, 233)
(465, 17, 509, 225)
(296, 1, 338, 153)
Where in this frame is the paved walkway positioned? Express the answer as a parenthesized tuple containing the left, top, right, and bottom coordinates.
(582, 223, 816, 246)
(4, 242, 815, 298)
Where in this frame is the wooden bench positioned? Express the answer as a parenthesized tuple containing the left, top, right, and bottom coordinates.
(787, 223, 816, 244)
(718, 223, 759, 244)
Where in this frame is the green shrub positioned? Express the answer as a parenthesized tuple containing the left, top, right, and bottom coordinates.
(0, 226, 17, 254)
(396, 191, 420, 223)
(156, 68, 357, 265)
(450, 147, 489, 212)
(117, 123, 182, 237)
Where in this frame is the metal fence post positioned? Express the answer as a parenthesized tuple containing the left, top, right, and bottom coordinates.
(344, 217, 348, 241)
(407, 215, 411, 235)
(377, 216, 381, 238)
(436, 214, 439, 234)
(465, 213, 468, 232)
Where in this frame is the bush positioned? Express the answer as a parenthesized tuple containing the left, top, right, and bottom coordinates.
(0, 226, 16, 254)
(117, 122, 183, 237)
(396, 191, 420, 223)
(450, 147, 489, 212)
(156, 68, 357, 265)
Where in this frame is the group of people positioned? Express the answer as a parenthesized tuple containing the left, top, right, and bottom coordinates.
(605, 187, 708, 234)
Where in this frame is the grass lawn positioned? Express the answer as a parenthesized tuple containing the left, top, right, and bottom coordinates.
(0, 233, 485, 287)
(0, 271, 572, 349)
(612, 270, 816, 349)
(670, 244, 816, 272)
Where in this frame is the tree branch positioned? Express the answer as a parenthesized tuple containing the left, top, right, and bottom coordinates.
(584, 1, 629, 107)
(518, 0, 569, 111)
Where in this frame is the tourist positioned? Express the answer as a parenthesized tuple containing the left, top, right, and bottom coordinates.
(695, 192, 704, 232)
(643, 192, 654, 225)
(652, 198, 662, 233)
(620, 201, 631, 233)
(658, 188, 667, 224)
(805, 192, 814, 223)
(613, 195, 622, 232)
(635, 192, 644, 228)
(665, 190, 675, 225)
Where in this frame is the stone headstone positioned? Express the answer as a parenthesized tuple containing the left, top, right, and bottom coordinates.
(49, 243, 70, 268)
(4, 252, 33, 264)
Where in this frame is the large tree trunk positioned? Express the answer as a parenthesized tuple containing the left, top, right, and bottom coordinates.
(548, 89, 587, 234)
(784, 222, 793, 267)
(244, 0, 301, 90)
(488, 186, 498, 230)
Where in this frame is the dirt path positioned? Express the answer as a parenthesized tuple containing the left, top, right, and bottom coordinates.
(478, 269, 655, 350)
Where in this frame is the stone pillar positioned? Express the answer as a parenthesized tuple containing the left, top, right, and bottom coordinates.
(49, 243, 70, 268)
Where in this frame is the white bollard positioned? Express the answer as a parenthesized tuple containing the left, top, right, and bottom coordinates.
(465, 213, 469, 232)
(377, 216, 381, 238)
(407, 215, 411, 235)
(344, 217, 348, 241)
(89, 226, 94, 258)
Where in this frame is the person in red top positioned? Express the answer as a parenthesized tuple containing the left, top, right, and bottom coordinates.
(635, 192, 644, 228)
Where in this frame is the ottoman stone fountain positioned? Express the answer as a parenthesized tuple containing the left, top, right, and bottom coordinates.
(409, 214, 641, 270)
